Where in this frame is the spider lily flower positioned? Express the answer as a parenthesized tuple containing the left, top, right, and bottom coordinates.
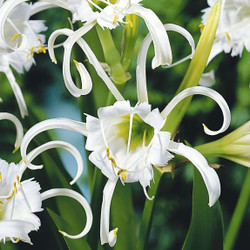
(19, 84, 231, 247)
(201, 0, 250, 63)
(67, 0, 172, 68)
(0, 157, 92, 244)
(0, 112, 23, 151)
(0, 1, 47, 118)
(196, 120, 250, 168)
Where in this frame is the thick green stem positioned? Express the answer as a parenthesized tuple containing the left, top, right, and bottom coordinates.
(224, 169, 250, 250)
(137, 169, 163, 250)
(96, 25, 131, 84)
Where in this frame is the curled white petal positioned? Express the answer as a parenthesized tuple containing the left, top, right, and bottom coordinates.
(101, 179, 118, 247)
(0, 0, 28, 52)
(19, 140, 84, 185)
(48, 27, 124, 101)
(4, 68, 28, 118)
(41, 188, 93, 239)
(168, 141, 221, 206)
(137, 23, 195, 103)
(20, 118, 87, 169)
(161, 86, 231, 136)
(73, 60, 93, 95)
(129, 5, 172, 69)
(30, 2, 58, 16)
(39, 0, 69, 10)
(0, 112, 23, 150)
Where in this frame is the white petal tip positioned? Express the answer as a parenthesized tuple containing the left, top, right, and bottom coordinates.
(108, 227, 118, 247)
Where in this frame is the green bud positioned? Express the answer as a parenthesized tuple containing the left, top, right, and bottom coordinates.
(196, 121, 250, 168)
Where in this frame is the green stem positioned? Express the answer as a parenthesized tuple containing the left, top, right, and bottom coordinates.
(137, 170, 163, 250)
(96, 25, 131, 84)
(224, 169, 250, 250)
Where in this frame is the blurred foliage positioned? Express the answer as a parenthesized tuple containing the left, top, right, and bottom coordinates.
(0, 0, 249, 249)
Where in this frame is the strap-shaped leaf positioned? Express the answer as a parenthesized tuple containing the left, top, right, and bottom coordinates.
(182, 167, 224, 250)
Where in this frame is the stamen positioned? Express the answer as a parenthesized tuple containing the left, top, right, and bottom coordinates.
(37, 38, 43, 43)
(12, 33, 19, 41)
(36, 45, 46, 54)
(26, 47, 34, 60)
(113, 14, 118, 25)
(0, 201, 3, 204)
(126, 113, 134, 154)
(225, 32, 231, 44)
(0, 172, 2, 182)
(106, 148, 117, 168)
(16, 175, 20, 185)
(6, 189, 15, 200)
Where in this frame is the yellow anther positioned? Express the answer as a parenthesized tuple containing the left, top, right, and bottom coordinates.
(36, 45, 46, 54)
(121, 172, 127, 181)
(12, 33, 19, 41)
(117, 168, 126, 175)
(112, 14, 118, 25)
(0, 201, 4, 204)
(6, 189, 15, 200)
(26, 47, 34, 60)
(37, 38, 43, 43)
(14, 237, 20, 243)
(0, 209, 2, 213)
(16, 175, 20, 184)
(225, 32, 231, 43)
(199, 24, 205, 32)
(106, 148, 117, 168)
(0, 172, 2, 182)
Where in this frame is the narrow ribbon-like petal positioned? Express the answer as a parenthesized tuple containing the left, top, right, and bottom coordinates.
(18, 140, 84, 185)
(100, 179, 118, 247)
(128, 5, 172, 69)
(168, 141, 221, 206)
(41, 188, 93, 239)
(4, 68, 28, 118)
(0, 0, 28, 52)
(20, 118, 87, 169)
(48, 28, 125, 101)
(137, 23, 195, 103)
(0, 112, 23, 150)
(161, 86, 231, 136)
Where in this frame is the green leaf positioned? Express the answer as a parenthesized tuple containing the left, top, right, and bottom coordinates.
(112, 183, 137, 250)
(182, 167, 224, 250)
(47, 208, 91, 250)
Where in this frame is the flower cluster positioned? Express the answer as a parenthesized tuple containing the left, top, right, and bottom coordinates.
(0, 0, 249, 248)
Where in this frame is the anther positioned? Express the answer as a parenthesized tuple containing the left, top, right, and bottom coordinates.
(6, 190, 15, 200)
(0, 172, 2, 182)
(106, 148, 117, 168)
(12, 33, 19, 41)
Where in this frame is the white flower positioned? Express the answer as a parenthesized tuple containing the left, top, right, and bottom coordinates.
(0, 114, 93, 243)
(0, 2, 47, 118)
(68, 0, 172, 68)
(202, 0, 250, 63)
(0, 158, 42, 244)
(0, 158, 93, 244)
(19, 84, 231, 247)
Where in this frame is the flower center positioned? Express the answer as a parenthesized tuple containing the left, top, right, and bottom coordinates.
(115, 113, 154, 151)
